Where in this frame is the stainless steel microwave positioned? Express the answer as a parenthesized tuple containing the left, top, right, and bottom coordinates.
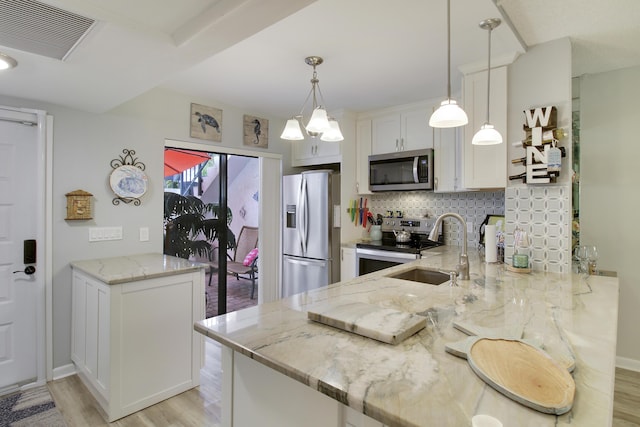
(368, 149, 434, 192)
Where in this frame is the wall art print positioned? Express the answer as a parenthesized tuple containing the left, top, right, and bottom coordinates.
(243, 114, 269, 148)
(190, 103, 222, 142)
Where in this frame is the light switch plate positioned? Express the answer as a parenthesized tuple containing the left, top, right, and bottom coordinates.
(467, 221, 474, 233)
(139, 227, 149, 242)
(89, 226, 123, 242)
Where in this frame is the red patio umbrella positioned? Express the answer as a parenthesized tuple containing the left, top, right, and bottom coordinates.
(164, 148, 211, 177)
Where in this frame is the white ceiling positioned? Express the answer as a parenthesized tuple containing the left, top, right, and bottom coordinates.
(0, 0, 638, 116)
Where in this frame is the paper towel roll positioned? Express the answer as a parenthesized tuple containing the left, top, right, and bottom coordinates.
(485, 224, 497, 263)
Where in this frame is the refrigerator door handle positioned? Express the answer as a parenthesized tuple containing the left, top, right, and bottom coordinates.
(300, 176, 308, 254)
(296, 177, 305, 254)
(286, 258, 327, 267)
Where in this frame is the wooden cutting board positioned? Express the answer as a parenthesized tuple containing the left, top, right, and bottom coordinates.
(307, 301, 426, 345)
(466, 338, 575, 415)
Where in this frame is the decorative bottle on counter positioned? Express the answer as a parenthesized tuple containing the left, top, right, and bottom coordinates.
(369, 225, 382, 241)
(512, 228, 530, 269)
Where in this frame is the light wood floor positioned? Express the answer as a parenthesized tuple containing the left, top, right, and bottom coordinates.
(49, 342, 640, 426)
(48, 340, 223, 426)
(613, 367, 640, 426)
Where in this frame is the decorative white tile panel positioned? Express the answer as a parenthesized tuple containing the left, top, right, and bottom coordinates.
(367, 190, 505, 247)
(504, 185, 572, 273)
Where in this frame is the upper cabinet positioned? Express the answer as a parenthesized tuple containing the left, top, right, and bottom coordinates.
(291, 138, 341, 167)
(433, 127, 465, 193)
(355, 119, 372, 194)
(371, 107, 433, 155)
(462, 65, 508, 189)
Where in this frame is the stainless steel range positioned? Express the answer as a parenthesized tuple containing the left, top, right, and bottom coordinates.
(355, 217, 443, 276)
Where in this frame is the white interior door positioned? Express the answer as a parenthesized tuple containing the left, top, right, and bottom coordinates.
(0, 108, 43, 392)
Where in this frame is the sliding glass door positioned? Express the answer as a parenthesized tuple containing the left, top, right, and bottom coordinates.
(163, 147, 259, 316)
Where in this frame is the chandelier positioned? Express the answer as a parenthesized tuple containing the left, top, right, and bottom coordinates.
(280, 56, 344, 142)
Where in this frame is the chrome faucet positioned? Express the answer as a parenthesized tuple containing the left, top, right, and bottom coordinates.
(428, 212, 470, 280)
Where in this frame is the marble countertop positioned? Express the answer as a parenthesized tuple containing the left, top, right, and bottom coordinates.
(70, 253, 206, 284)
(195, 246, 619, 427)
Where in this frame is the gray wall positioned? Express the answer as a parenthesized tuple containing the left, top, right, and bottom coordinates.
(581, 66, 640, 366)
(504, 38, 574, 274)
(0, 88, 290, 370)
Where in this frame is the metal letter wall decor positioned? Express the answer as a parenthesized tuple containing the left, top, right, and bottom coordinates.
(509, 106, 566, 184)
(109, 149, 148, 206)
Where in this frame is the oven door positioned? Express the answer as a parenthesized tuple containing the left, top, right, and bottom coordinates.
(355, 248, 419, 276)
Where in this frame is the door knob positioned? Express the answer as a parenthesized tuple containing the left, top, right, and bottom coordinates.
(13, 266, 36, 275)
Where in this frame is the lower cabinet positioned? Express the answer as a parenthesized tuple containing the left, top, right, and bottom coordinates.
(341, 247, 356, 281)
(71, 268, 204, 422)
(223, 348, 385, 427)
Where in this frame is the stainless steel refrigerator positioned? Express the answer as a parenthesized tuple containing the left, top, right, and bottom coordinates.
(282, 170, 340, 298)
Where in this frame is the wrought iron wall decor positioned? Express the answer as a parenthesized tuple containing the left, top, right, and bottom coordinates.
(110, 149, 148, 206)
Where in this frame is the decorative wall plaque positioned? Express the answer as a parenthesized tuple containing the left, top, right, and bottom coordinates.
(65, 189, 93, 220)
(110, 149, 147, 206)
(509, 106, 566, 184)
(243, 114, 269, 148)
(190, 103, 222, 142)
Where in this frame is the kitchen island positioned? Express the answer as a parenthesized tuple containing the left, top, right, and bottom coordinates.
(71, 253, 205, 422)
(195, 247, 619, 427)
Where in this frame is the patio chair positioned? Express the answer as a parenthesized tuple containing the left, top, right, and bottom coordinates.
(208, 226, 259, 299)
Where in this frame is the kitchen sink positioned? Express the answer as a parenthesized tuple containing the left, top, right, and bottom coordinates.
(386, 267, 452, 285)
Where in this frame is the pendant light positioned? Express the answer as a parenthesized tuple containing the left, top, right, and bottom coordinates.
(472, 18, 503, 145)
(280, 56, 344, 142)
(429, 0, 468, 128)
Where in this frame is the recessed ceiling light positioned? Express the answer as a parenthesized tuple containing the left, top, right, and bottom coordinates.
(0, 53, 17, 70)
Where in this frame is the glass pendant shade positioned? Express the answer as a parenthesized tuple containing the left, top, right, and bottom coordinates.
(281, 56, 341, 141)
(429, 99, 469, 128)
(0, 53, 17, 70)
(280, 118, 304, 140)
(320, 119, 344, 142)
(472, 123, 503, 145)
(305, 107, 330, 134)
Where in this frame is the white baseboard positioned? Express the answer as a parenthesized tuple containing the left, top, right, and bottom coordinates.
(52, 363, 76, 380)
(616, 356, 640, 372)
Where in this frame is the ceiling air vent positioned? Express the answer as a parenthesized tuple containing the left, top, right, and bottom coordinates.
(0, 0, 96, 61)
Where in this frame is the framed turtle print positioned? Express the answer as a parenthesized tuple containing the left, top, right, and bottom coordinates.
(190, 103, 222, 142)
(243, 115, 269, 148)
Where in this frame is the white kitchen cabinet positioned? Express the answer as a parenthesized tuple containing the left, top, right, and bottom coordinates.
(224, 348, 385, 427)
(462, 65, 508, 189)
(355, 119, 372, 194)
(71, 264, 204, 422)
(340, 247, 356, 281)
(292, 138, 341, 167)
(371, 107, 432, 155)
(433, 127, 467, 193)
(343, 405, 386, 427)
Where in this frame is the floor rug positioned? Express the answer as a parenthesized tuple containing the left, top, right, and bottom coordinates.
(0, 386, 66, 427)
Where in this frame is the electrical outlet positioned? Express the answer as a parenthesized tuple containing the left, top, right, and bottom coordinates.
(467, 221, 474, 233)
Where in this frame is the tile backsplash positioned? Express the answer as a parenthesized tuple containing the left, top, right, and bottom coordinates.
(366, 186, 571, 274)
(504, 185, 571, 273)
(367, 190, 505, 248)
